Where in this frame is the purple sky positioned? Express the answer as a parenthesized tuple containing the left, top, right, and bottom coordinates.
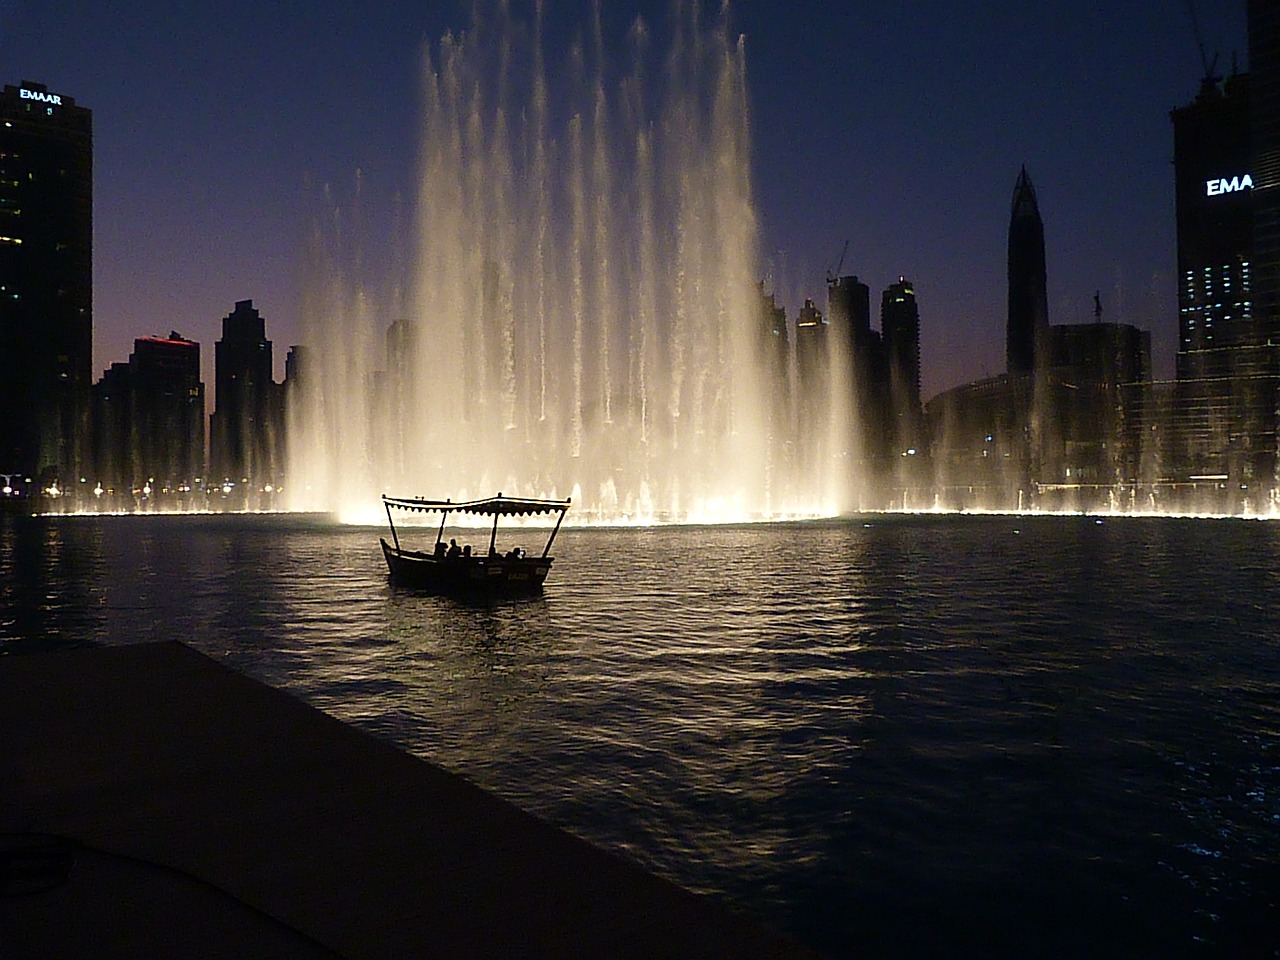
(1, 1, 1247, 401)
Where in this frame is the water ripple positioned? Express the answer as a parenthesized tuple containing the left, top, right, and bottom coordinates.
(3, 512, 1279, 956)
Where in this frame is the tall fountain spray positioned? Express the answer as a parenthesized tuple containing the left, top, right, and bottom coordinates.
(287, 2, 852, 523)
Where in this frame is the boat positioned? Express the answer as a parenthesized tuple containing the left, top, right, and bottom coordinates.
(380, 493, 571, 594)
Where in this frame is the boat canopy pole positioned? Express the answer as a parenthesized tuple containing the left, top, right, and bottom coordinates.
(542, 503, 569, 558)
(435, 509, 448, 548)
(488, 512, 500, 557)
(385, 498, 400, 552)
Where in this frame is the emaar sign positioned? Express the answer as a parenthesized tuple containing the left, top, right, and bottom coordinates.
(1206, 174, 1253, 196)
(19, 88, 62, 106)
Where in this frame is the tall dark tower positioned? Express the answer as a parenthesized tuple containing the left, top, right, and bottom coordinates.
(881, 278, 921, 416)
(210, 299, 275, 487)
(1250, 0, 1280, 363)
(826, 275, 873, 353)
(132, 333, 204, 491)
(1166, 17, 1280, 494)
(0, 81, 93, 492)
(829, 274, 891, 470)
(1249, 1, 1280, 330)
(794, 298, 828, 425)
(756, 283, 790, 425)
(1007, 166, 1048, 374)
(881, 277, 923, 455)
(1171, 70, 1252, 380)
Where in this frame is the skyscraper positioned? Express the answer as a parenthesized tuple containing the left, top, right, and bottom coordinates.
(1171, 70, 1253, 379)
(756, 282, 789, 384)
(827, 275, 878, 410)
(89, 361, 132, 502)
(210, 299, 277, 489)
(1242, 1, 1280, 489)
(1164, 10, 1280, 493)
(0, 81, 92, 490)
(881, 277, 923, 456)
(90, 333, 205, 506)
(794, 297, 828, 420)
(1250, 0, 1280, 339)
(131, 333, 204, 493)
(1007, 166, 1048, 374)
(755, 282, 790, 434)
(828, 274, 891, 472)
(826, 275, 873, 356)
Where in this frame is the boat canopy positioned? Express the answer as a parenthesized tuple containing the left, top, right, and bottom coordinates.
(381, 494, 571, 518)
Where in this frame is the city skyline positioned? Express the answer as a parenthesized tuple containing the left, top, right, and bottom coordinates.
(0, 1, 1249, 400)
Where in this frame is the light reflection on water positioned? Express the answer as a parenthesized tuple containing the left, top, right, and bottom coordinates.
(2, 513, 1279, 957)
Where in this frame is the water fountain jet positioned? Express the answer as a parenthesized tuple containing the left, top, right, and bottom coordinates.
(287, 1, 852, 524)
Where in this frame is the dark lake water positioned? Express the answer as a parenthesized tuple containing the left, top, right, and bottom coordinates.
(3, 511, 1279, 958)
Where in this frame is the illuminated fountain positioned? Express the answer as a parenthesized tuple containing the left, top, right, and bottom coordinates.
(286, 2, 853, 524)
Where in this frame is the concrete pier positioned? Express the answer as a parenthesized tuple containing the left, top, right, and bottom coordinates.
(0, 642, 823, 959)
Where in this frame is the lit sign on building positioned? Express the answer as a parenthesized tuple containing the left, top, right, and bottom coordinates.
(19, 88, 62, 105)
(1206, 174, 1253, 196)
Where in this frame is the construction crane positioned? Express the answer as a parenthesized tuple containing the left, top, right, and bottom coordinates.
(826, 238, 850, 284)
(1187, 0, 1221, 90)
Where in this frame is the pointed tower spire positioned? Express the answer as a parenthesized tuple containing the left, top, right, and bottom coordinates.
(1007, 165, 1049, 374)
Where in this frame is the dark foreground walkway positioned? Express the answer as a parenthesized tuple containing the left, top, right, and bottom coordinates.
(0, 642, 823, 960)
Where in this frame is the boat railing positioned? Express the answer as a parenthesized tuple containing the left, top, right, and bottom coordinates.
(382, 493, 570, 559)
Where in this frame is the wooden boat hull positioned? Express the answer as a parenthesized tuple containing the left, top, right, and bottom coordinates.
(381, 538, 553, 594)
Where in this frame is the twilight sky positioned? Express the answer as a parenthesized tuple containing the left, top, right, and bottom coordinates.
(1, 0, 1247, 400)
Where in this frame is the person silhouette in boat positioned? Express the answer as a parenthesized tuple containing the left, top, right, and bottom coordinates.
(446, 538, 461, 560)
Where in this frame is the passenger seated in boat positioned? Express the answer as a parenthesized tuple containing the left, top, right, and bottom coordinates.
(462, 544, 472, 559)
(446, 538, 461, 559)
